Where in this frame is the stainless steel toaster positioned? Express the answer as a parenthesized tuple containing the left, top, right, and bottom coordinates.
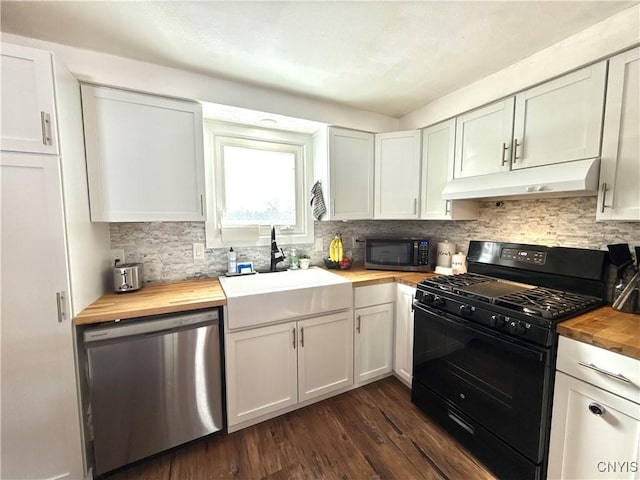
(113, 263, 143, 293)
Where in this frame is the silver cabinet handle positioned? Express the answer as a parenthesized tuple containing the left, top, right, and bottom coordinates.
(200, 194, 205, 216)
(578, 361, 631, 383)
(41, 111, 53, 146)
(501, 142, 509, 166)
(300, 326, 304, 347)
(513, 138, 521, 163)
(600, 183, 608, 213)
(292, 327, 296, 349)
(331, 198, 335, 217)
(413, 198, 417, 214)
(445, 200, 451, 216)
(56, 291, 66, 323)
(356, 315, 361, 334)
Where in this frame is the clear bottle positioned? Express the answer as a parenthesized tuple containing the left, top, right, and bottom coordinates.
(227, 247, 236, 274)
(290, 248, 299, 270)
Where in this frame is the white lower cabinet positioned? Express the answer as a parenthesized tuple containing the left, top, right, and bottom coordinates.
(298, 312, 354, 401)
(354, 303, 394, 385)
(548, 337, 640, 479)
(225, 322, 298, 427)
(225, 311, 353, 429)
(394, 284, 415, 387)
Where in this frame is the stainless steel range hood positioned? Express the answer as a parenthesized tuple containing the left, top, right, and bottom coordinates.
(442, 158, 600, 201)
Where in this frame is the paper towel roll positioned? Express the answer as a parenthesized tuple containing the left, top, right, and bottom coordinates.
(436, 241, 457, 267)
(451, 253, 467, 273)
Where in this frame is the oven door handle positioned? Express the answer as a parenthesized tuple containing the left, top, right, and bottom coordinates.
(413, 303, 546, 363)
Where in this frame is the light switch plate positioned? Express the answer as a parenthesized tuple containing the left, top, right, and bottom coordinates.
(314, 237, 323, 252)
(193, 243, 205, 260)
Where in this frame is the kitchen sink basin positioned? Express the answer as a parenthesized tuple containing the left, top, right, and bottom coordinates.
(220, 267, 352, 329)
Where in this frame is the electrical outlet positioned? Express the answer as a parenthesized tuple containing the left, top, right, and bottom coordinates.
(314, 237, 323, 252)
(193, 243, 205, 260)
(352, 237, 356, 249)
(110, 249, 125, 266)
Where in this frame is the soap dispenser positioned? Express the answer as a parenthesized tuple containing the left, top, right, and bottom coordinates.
(227, 247, 236, 274)
(290, 248, 299, 270)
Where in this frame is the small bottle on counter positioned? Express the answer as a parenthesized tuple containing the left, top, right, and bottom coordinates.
(290, 248, 299, 270)
(227, 247, 236, 274)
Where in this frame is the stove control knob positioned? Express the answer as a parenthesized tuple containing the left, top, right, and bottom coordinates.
(508, 321, 526, 336)
(490, 314, 506, 328)
(423, 293, 435, 305)
(459, 304, 473, 317)
(433, 296, 446, 307)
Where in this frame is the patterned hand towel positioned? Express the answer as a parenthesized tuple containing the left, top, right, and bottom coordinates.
(310, 180, 327, 220)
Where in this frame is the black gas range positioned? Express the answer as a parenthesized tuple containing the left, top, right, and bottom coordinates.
(411, 241, 608, 480)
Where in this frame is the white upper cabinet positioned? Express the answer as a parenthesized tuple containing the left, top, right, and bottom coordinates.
(512, 62, 606, 169)
(313, 127, 374, 220)
(374, 130, 421, 219)
(1, 43, 58, 154)
(453, 61, 606, 180)
(81, 85, 205, 222)
(597, 48, 640, 221)
(421, 120, 478, 220)
(454, 97, 515, 178)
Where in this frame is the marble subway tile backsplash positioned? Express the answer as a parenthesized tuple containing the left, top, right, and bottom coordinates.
(110, 197, 639, 284)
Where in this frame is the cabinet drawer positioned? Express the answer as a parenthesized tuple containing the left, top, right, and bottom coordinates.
(556, 336, 639, 403)
(354, 283, 395, 309)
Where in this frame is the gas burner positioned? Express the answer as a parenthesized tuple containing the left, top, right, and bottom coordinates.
(497, 288, 601, 319)
(420, 273, 494, 291)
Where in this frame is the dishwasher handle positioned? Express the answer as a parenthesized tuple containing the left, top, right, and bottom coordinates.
(84, 309, 219, 344)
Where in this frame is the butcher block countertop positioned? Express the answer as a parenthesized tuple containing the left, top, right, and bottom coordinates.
(74, 278, 227, 325)
(74, 267, 640, 360)
(557, 307, 640, 360)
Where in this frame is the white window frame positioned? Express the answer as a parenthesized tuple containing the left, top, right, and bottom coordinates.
(204, 120, 314, 248)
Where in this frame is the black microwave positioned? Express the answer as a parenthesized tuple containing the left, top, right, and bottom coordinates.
(365, 238, 431, 272)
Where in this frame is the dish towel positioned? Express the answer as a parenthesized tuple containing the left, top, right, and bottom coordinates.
(310, 180, 327, 220)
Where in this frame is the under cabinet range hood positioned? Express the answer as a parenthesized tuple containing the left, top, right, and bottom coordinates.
(442, 158, 600, 201)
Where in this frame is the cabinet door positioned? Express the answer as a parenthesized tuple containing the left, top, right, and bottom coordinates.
(298, 311, 354, 402)
(394, 284, 415, 387)
(513, 62, 606, 169)
(548, 372, 640, 480)
(421, 120, 478, 220)
(374, 130, 421, 219)
(328, 127, 374, 220)
(225, 322, 298, 427)
(354, 303, 394, 385)
(597, 48, 640, 221)
(1, 43, 58, 154)
(81, 85, 205, 222)
(1, 154, 83, 480)
(454, 98, 514, 178)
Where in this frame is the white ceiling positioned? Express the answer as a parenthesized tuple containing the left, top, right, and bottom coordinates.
(1, 1, 637, 118)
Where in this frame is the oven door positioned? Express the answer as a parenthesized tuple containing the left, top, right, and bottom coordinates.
(412, 303, 552, 463)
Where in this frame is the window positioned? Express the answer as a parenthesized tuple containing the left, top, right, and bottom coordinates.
(204, 121, 314, 248)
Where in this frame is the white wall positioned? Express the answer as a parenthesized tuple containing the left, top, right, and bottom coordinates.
(1, 33, 399, 134)
(399, 5, 640, 130)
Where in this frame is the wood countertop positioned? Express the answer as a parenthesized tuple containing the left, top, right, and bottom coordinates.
(74, 278, 226, 325)
(74, 267, 639, 361)
(557, 307, 640, 360)
(74, 267, 431, 326)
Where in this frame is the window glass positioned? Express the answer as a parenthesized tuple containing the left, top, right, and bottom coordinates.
(223, 145, 296, 225)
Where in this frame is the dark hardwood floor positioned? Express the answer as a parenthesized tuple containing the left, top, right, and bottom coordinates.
(103, 377, 496, 480)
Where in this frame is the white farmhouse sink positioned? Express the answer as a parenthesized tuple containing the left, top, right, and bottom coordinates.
(220, 267, 352, 329)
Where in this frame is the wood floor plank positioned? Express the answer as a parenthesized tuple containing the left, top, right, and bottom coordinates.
(103, 377, 497, 480)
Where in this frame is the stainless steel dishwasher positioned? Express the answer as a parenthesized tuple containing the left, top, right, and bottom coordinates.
(84, 308, 223, 476)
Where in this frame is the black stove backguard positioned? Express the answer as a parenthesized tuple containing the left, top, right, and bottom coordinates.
(466, 241, 609, 298)
(411, 241, 609, 480)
